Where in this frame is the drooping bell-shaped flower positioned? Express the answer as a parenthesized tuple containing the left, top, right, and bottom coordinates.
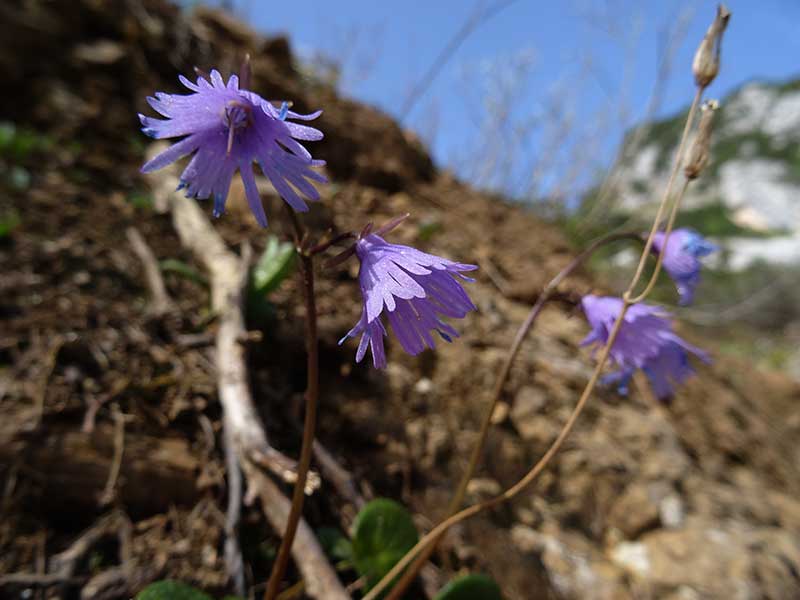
(140, 69, 326, 226)
(652, 228, 717, 305)
(580, 294, 710, 399)
(340, 226, 477, 369)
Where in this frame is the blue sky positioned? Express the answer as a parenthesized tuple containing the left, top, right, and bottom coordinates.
(212, 0, 799, 201)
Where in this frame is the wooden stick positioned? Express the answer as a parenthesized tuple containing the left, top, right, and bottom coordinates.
(126, 226, 174, 316)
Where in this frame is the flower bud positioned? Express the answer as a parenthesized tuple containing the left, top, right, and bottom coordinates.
(239, 53, 252, 89)
(692, 4, 731, 88)
(684, 99, 718, 180)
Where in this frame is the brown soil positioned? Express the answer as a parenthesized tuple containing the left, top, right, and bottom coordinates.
(2, 2, 800, 599)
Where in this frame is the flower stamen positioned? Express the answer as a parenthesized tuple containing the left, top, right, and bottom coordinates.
(278, 101, 291, 121)
(224, 100, 251, 156)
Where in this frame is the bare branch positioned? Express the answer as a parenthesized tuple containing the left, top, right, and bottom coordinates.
(223, 414, 246, 596)
(126, 226, 174, 316)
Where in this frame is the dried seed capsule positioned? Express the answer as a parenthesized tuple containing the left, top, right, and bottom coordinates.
(684, 99, 719, 180)
(692, 4, 731, 88)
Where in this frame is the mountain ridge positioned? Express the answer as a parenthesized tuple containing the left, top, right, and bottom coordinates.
(606, 76, 800, 270)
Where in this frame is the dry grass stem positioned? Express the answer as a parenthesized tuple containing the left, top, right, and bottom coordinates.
(368, 6, 729, 598)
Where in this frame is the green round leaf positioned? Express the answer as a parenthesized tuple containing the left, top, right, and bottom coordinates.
(317, 526, 354, 563)
(135, 580, 213, 600)
(434, 574, 504, 600)
(352, 498, 419, 588)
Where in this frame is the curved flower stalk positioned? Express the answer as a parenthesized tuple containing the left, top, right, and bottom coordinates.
(369, 8, 730, 599)
(581, 294, 710, 399)
(652, 228, 717, 305)
(140, 69, 326, 227)
(340, 226, 478, 368)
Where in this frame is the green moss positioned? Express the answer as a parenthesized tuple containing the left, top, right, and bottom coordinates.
(0, 209, 20, 238)
(775, 78, 800, 94)
(707, 131, 800, 179)
(0, 121, 52, 161)
(127, 192, 154, 209)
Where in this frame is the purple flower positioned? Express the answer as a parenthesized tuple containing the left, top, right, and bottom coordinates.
(140, 69, 326, 226)
(339, 231, 477, 369)
(580, 295, 710, 399)
(652, 228, 717, 305)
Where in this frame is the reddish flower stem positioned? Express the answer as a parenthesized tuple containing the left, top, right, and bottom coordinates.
(264, 209, 320, 600)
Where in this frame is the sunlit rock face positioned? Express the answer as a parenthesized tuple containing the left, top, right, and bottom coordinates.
(609, 79, 800, 270)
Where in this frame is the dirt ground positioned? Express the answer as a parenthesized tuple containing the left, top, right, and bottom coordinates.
(2, 2, 800, 599)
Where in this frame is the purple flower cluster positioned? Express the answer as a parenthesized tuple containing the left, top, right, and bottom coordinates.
(139, 68, 479, 369)
(140, 70, 326, 227)
(653, 228, 717, 305)
(340, 232, 478, 369)
(580, 295, 710, 399)
(137, 67, 717, 386)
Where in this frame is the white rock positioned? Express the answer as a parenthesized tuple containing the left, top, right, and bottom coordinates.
(659, 494, 685, 528)
(611, 541, 650, 577)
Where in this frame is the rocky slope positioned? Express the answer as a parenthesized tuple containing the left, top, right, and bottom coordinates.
(1, 2, 800, 599)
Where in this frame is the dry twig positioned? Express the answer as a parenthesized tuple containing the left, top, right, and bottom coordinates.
(0, 511, 152, 598)
(99, 404, 127, 505)
(223, 414, 246, 596)
(126, 226, 174, 316)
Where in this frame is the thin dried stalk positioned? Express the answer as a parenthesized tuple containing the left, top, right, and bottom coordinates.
(368, 6, 728, 598)
(382, 232, 644, 600)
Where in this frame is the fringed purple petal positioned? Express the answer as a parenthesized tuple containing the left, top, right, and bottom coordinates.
(239, 162, 267, 227)
(260, 161, 309, 213)
(196, 75, 213, 90)
(139, 68, 325, 226)
(285, 109, 323, 121)
(141, 134, 201, 172)
(581, 294, 710, 399)
(277, 135, 313, 161)
(284, 122, 324, 141)
(209, 69, 225, 89)
(178, 74, 200, 92)
(340, 310, 387, 369)
(342, 232, 477, 368)
(601, 368, 635, 396)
